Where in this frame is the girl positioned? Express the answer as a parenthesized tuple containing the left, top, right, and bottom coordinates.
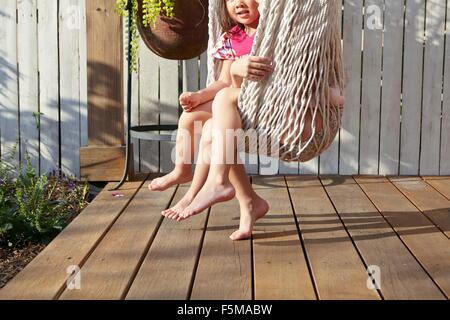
(162, 0, 273, 240)
(176, 0, 345, 225)
(148, 1, 267, 193)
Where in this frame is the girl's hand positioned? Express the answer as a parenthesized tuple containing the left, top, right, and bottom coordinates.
(179, 91, 202, 112)
(230, 56, 273, 82)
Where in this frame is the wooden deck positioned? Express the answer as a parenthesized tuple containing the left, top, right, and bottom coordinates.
(1, 175, 450, 300)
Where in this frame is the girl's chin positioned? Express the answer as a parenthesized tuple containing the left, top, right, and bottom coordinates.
(237, 16, 257, 23)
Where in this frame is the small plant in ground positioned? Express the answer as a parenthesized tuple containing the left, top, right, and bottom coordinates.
(0, 149, 89, 248)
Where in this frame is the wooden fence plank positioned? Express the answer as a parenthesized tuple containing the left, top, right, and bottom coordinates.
(0, 0, 19, 165)
(356, 176, 450, 298)
(17, 0, 39, 170)
(379, 0, 403, 175)
(340, 0, 363, 174)
(279, 159, 298, 175)
(0, 181, 144, 300)
(139, 43, 159, 173)
(400, 0, 425, 175)
(59, 182, 176, 300)
(159, 59, 179, 173)
(183, 58, 199, 93)
(286, 176, 379, 300)
(441, 2, 450, 175)
(321, 176, 445, 299)
(60, 0, 81, 177)
(360, 0, 383, 175)
(183, 57, 200, 171)
(82, 0, 125, 180)
(420, 0, 446, 175)
(252, 176, 316, 300)
(79, 0, 88, 148)
(38, 0, 60, 174)
(122, 21, 140, 173)
(125, 184, 207, 300)
(319, 2, 344, 175)
(200, 51, 208, 90)
(299, 156, 318, 175)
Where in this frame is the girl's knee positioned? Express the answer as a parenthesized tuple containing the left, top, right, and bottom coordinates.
(212, 87, 239, 112)
(216, 87, 233, 99)
(179, 111, 202, 127)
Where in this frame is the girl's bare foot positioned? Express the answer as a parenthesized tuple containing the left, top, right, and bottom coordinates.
(177, 180, 236, 221)
(229, 196, 269, 241)
(161, 193, 194, 220)
(148, 169, 193, 192)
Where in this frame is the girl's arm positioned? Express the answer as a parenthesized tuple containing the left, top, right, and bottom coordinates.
(180, 60, 233, 112)
(196, 60, 233, 103)
(231, 73, 244, 88)
(230, 56, 273, 85)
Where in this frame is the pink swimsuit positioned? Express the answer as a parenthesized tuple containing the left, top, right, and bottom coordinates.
(212, 25, 255, 60)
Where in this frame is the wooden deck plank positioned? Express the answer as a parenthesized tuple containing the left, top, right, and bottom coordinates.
(0, 181, 144, 300)
(191, 197, 252, 300)
(424, 178, 450, 201)
(59, 181, 176, 300)
(286, 176, 379, 300)
(421, 176, 450, 180)
(125, 185, 208, 300)
(355, 176, 450, 298)
(320, 176, 445, 300)
(389, 176, 422, 182)
(351, 175, 389, 184)
(389, 178, 450, 239)
(252, 176, 316, 300)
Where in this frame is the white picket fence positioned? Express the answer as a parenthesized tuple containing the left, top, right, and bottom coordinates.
(1, 0, 449, 179)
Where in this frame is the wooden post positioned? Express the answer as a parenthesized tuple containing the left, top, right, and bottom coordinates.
(80, 0, 133, 181)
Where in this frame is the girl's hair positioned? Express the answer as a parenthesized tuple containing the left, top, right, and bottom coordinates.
(218, 0, 244, 36)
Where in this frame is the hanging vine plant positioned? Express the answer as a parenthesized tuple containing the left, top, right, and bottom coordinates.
(115, 0, 209, 70)
(115, 0, 176, 71)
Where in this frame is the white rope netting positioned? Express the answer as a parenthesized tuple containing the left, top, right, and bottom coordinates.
(207, 0, 345, 162)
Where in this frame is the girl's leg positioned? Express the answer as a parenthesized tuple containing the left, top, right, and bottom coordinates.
(178, 87, 243, 218)
(162, 119, 214, 218)
(228, 163, 269, 241)
(167, 116, 269, 240)
(163, 118, 269, 237)
(330, 87, 345, 107)
(148, 100, 213, 191)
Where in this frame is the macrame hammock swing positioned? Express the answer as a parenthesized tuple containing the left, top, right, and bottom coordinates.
(206, 0, 345, 162)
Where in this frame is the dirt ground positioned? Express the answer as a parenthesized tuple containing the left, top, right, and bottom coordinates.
(0, 243, 46, 289)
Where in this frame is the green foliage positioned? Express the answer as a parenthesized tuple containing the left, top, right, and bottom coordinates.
(0, 151, 89, 248)
(115, 0, 176, 72)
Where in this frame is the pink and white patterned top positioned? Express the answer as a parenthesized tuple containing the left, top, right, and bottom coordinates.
(212, 25, 255, 61)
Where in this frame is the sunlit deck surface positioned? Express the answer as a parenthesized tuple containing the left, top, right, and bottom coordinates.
(1, 175, 449, 300)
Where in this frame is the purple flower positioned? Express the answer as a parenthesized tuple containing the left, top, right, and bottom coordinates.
(67, 181, 76, 191)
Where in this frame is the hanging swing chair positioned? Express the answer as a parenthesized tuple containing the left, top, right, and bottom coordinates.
(137, 0, 209, 60)
(207, 0, 345, 162)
